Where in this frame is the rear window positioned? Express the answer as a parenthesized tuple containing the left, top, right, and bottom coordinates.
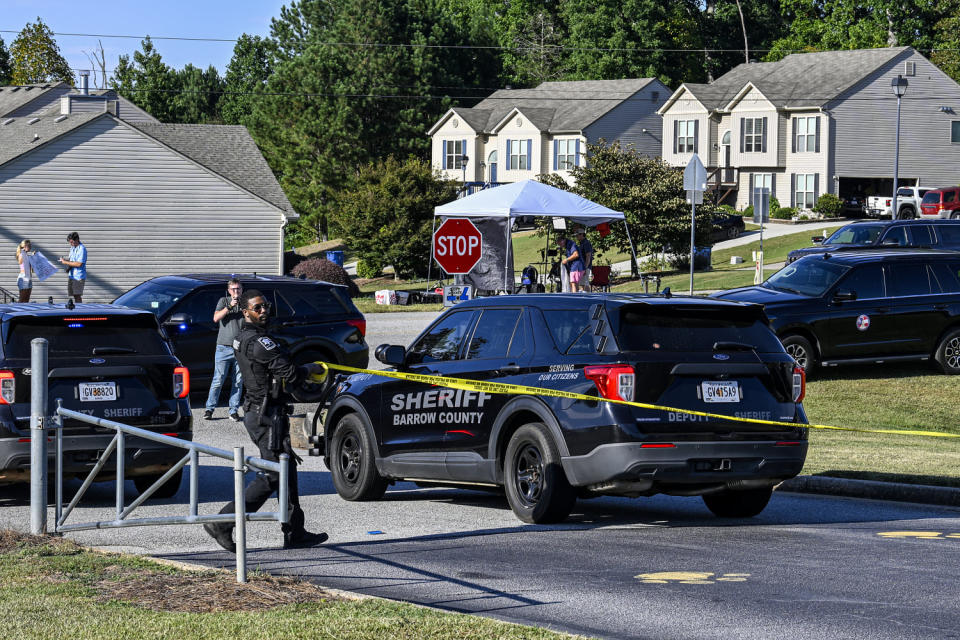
(273, 286, 350, 320)
(616, 306, 784, 353)
(922, 192, 942, 205)
(4, 315, 169, 358)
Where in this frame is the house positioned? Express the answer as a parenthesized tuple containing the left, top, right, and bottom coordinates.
(658, 47, 960, 210)
(0, 76, 295, 303)
(427, 79, 670, 185)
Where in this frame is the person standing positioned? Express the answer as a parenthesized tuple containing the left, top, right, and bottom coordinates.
(560, 235, 585, 292)
(58, 232, 87, 302)
(575, 228, 594, 292)
(204, 289, 328, 552)
(203, 279, 244, 421)
(16, 240, 35, 302)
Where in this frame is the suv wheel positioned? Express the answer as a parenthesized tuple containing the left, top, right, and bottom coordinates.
(935, 328, 960, 374)
(899, 206, 915, 219)
(702, 486, 773, 518)
(330, 413, 387, 501)
(503, 423, 575, 523)
(133, 469, 183, 499)
(782, 335, 818, 377)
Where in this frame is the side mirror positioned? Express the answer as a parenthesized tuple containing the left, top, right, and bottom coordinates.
(375, 344, 406, 367)
(881, 238, 901, 246)
(164, 312, 192, 327)
(832, 290, 857, 303)
(811, 236, 825, 244)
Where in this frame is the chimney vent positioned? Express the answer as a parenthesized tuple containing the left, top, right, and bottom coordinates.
(79, 70, 90, 96)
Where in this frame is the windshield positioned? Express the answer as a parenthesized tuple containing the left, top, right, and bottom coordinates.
(113, 281, 196, 317)
(825, 224, 884, 246)
(763, 258, 850, 297)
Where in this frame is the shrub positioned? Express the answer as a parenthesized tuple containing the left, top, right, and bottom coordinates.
(717, 204, 738, 216)
(813, 193, 843, 217)
(742, 204, 754, 218)
(772, 206, 798, 219)
(356, 258, 383, 279)
(290, 258, 360, 297)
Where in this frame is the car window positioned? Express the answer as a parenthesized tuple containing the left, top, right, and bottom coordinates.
(897, 188, 913, 197)
(408, 311, 476, 363)
(6, 315, 169, 357)
(544, 309, 592, 353)
(467, 309, 521, 360)
(276, 286, 348, 320)
(930, 263, 960, 293)
(764, 259, 849, 297)
(836, 265, 884, 299)
(113, 280, 196, 317)
(887, 263, 932, 297)
(922, 192, 941, 205)
(826, 224, 883, 245)
(508, 313, 529, 357)
(616, 306, 784, 353)
(881, 226, 908, 246)
(909, 225, 934, 245)
(936, 225, 960, 244)
(946, 190, 957, 204)
(174, 288, 224, 326)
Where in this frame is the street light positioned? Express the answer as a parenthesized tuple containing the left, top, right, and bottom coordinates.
(891, 74, 908, 219)
(461, 154, 470, 185)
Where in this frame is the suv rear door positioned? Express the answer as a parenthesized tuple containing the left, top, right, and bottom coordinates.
(884, 261, 954, 355)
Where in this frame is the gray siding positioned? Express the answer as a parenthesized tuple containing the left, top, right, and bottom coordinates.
(584, 80, 670, 156)
(831, 50, 960, 184)
(0, 118, 285, 303)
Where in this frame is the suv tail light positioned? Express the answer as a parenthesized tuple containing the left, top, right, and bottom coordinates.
(885, 199, 891, 206)
(0, 370, 13, 404)
(173, 366, 190, 398)
(347, 318, 366, 337)
(584, 365, 635, 402)
(792, 365, 805, 403)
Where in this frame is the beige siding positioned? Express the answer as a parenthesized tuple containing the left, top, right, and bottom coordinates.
(730, 88, 780, 168)
(492, 113, 544, 183)
(432, 116, 481, 181)
(0, 118, 286, 303)
(660, 89, 709, 167)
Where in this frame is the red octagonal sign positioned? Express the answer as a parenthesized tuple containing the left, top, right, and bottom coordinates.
(433, 217, 483, 274)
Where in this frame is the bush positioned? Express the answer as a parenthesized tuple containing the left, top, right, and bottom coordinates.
(356, 258, 383, 279)
(813, 193, 843, 217)
(717, 204, 738, 216)
(290, 258, 360, 297)
(772, 206, 798, 219)
(742, 204, 754, 218)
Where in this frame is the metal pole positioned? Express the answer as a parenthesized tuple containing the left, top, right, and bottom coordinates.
(234, 446, 247, 583)
(116, 430, 125, 520)
(426, 216, 438, 287)
(893, 93, 902, 220)
(623, 220, 639, 277)
(30, 338, 48, 535)
(505, 219, 512, 293)
(189, 448, 199, 517)
(689, 200, 696, 295)
(55, 401, 63, 530)
(278, 453, 289, 525)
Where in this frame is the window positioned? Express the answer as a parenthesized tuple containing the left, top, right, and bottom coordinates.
(444, 140, 465, 169)
(676, 120, 696, 153)
(909, 225, 934, 246)
(795, 116, 817, 152)
(409, 311, 476, 363)
(507, 139, 529, 170)
(752, 173, 773, 202)
(175, 288, 226, 327)
(795, 174, 816, 208)
(952, 122, 960, 144)
(275, 287, 348, 320)
(887, 264, 932, 297)
(616, 306, 783, 353)
(743, 117, 764, 152)
(837, 265, 884, 299)
(931, 263, 960, 293)
(556, 139, 577, 170)
(543, 309, 592, 353)
(826, 223, 883, 245)
(882, 226, 908, 246)
(764, 259, 849, 297)
(946, 190, 957, 203)
(467, 309, 521, 360)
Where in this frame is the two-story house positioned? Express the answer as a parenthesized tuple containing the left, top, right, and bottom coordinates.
(659, 47, 960, 210)
(427, 78, 670, 185)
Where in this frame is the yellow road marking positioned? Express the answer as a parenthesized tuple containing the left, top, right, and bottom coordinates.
(635, 571, 750, 584)
(877, 531, 951, 539)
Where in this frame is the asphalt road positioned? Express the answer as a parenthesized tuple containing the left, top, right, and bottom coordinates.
(3, 311, 959, 639)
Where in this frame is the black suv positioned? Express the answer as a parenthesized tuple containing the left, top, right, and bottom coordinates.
(114, 274, 369, 390)
(714, 249, 960, 376)
(0, 303, 192, 497)
(320, 294, 808, 523)
(786, 219, 960, 264)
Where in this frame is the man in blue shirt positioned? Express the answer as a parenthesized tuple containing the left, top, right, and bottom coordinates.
(58, 232, 87, 302)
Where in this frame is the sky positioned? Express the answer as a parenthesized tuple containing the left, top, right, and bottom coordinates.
(0, 0, 289, 85)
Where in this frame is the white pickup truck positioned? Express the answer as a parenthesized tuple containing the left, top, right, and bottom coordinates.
(866, 186, 934, 218)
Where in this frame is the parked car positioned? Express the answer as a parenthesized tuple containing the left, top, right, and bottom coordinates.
(0, 303, 193, 497)
(786, 220, 960, 263)
(867, 186, 933, 218)
(320, 293, 808, 523)
(510, 215, 537, 232)
(113, 274, 369, 391)
(842, 194, 866, 217)
(713, 249, 960, 376)
(711, 212, 746, 241)
(920, 187, 960, 220)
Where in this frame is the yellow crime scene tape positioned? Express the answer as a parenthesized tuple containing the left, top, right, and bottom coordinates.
(308, 362, 960, 440)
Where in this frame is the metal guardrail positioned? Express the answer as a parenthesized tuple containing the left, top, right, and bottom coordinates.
(27, 338, 288, 583)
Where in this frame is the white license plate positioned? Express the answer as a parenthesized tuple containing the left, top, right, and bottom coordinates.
(79, 382, 117, 402)
(701, 381, 740, 403)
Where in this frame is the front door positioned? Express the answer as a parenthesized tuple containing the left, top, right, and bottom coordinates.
(164, 286, 225, 385)
(488, 150, 498, 183)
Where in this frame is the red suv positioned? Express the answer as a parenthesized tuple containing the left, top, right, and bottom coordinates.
(920, 187, 960, 219)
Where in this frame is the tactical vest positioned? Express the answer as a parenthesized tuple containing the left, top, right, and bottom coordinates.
(234, 325, 272, 406)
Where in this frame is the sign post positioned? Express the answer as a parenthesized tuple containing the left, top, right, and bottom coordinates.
(752, 187, 770, 285)
(433, 217, 483, 275)
(683, 154, 707, 295)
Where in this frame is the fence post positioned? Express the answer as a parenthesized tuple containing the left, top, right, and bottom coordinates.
(234, 446, 247, 583)
(30, 338, 48, 535)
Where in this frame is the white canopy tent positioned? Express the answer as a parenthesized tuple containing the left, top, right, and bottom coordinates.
(432, 180, 638, 291)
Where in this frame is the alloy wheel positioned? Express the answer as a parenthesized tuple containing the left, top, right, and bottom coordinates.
(514, 443, 544, 507)
(785, 343, 808, 369)
(944, 336, 960, 370)
(339, 433, 361, 484)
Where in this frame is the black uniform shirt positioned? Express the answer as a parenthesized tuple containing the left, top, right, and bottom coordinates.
(233, 322, 304, 405)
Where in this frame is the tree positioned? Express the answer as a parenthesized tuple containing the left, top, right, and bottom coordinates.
(220, 35, 274, 126)
(9, 18, 73, 85)
(493, 0, 567, 86)
(173, 64, 224, 123)
(330, 156, 458, 279)
(111, 37, 179, 122)
(0, 36, 11, 84)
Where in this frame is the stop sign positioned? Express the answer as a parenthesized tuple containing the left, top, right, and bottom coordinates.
(433, 218, 483, 274)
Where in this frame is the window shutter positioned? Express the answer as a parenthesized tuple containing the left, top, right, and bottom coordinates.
(761, 117, 768, 153)
(693, 120, 699, 153)
(527, 138, 532, 170)
(575, 139, 581, 166)
(814, 117, 821, 153)
(813, 174, 820, 206)
(740, 118, 745, 153)
(749, 173, 754, 205)
(506, 140, 511, 169)
(791, 118, 797, 154)
(771, 174, 776, 197)
(442, 141, 447, 169)
(790, 174, 796, 208)
(673, 120, 679, 153)
(553, 139, 558, 170)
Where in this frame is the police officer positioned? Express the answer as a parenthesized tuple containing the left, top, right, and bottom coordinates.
(204, 289, 328, 552)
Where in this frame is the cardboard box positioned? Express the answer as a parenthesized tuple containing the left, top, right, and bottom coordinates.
(374, 290, 410, 305)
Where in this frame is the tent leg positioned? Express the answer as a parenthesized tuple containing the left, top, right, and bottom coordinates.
(427, 217, 438, 286)
(505, 221, 512, 293)
(545, 226, 552, 290)
(624, 221, 639, 277)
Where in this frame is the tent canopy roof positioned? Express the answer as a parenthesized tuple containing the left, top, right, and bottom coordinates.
(434, 179, 624, 226)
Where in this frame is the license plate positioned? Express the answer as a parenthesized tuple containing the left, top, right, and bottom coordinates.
(79, 382, 117, 402)
(701, 381, 740, 403)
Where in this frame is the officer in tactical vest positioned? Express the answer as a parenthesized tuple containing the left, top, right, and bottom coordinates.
(204, 288, 328, 552)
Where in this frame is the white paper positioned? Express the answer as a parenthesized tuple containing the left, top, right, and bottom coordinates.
(32, 252, 58, 282)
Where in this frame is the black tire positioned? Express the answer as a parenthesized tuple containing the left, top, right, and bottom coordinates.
(511, 220, 519, 232)
(935, 328, 960, 374)
(899, 206, 915, 219)
(330, 413, 387, 501)
(503, 423, 575, 523)
(781, 334, 818, 377)
(951, 212, 960, 220)
(133, 469, 183, 499)
(702, 486, 773, 518)
(727, 226, 740, 239)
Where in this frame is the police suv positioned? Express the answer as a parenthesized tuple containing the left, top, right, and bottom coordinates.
(321, 294, 808, 523)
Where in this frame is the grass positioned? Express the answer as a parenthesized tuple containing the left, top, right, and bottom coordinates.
(0, 532, 581, 640)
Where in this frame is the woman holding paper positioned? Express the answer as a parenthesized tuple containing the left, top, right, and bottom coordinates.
(16, 239, 35, 302)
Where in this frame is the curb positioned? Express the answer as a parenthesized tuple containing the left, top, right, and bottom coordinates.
(778, 475, 960, 508)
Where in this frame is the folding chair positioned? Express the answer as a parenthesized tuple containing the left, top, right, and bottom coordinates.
(590, 265, 611, 292)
